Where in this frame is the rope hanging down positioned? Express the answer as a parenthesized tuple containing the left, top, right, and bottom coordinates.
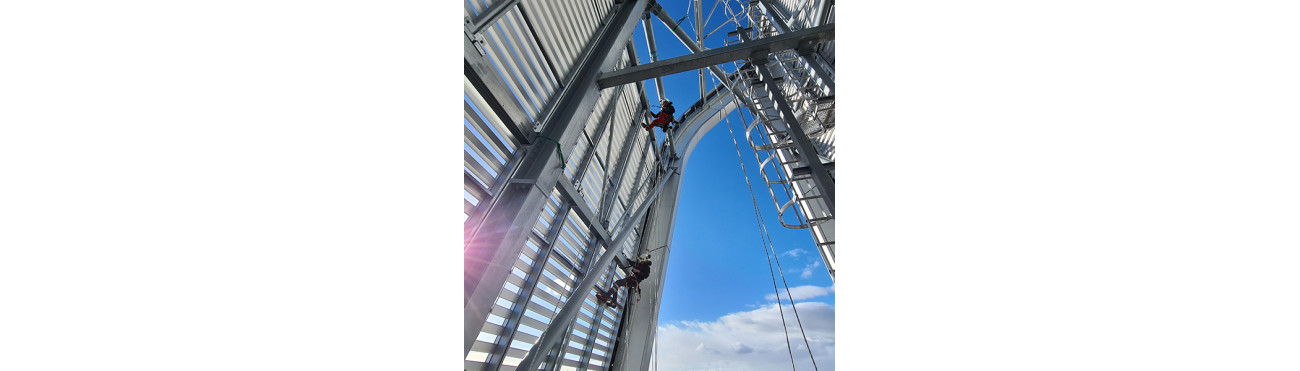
(723, 33, 831, 341)
(717, 71, 820, 370)
(723, 110, 797, 370)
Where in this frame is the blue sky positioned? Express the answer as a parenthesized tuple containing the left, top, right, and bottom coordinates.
(629, 1, 834, 369)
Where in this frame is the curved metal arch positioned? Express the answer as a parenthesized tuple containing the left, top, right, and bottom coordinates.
(667, 84, 741, 169)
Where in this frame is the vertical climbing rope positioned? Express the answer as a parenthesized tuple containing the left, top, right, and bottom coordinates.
(717, 71, 821, 370)
(722, 110, 797, 370)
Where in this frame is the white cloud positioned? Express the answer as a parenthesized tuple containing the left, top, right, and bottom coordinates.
(764, 284, 834, 302)
(800, 260, 822, 279)
(780, 248, 806, 258)
(656, 302, 834, 371)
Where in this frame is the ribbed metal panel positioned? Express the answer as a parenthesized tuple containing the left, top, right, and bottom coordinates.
(480, 8, 561, 119)
(466, 187, 568, 371)
(464, 83, 525, 222)
(519, 0, 614, 82)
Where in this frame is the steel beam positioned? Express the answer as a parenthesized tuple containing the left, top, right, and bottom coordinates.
(817, 0, 835, 28)
(568, 171, 645, 369)
(792, 161, 835, 178)
(467, 0, 523, 35)
(608, 168, 681, 371)
(695, 0, 704, 104)
(649, 3, 827, 147)
(624, 39, 654, 123)
(516, 160, 679, 371)
(465, 35, 536, 143)
(650, 4, 733, 91)
(753, 58, 836, 214)
(601, 128, 650, 229)
(599, 111, 648, 222)
(801, 48, 836, 96)
(465, 0, 650, 356)
(757, 0, 793, 34)
(759, 0, 812, 31)
(641, 13, 666, 101)
(556, 178, 612, 244)
(790, 0, 814, 29)
(571, 85, 627, 183)
(596, 23, 834, 89)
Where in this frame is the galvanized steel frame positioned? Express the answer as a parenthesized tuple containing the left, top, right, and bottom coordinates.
(464, 0, 650, 365)
(466, 1, 836, 369)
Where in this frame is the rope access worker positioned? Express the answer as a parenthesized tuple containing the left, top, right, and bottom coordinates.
(643, 100, 677, 133)
(595, 257, 652, 306)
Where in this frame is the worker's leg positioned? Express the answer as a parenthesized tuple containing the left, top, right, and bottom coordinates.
(596, 288, 614, 305)
(603, 281, 627, 304)
(612, 276, 633, 288)
(648, 114, 670, 131)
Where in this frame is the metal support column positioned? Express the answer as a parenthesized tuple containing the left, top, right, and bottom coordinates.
(695, 0, 705, 102)
(641, 12, 666, 101)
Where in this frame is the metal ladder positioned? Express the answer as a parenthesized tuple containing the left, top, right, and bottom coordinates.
(716, 2, 835, 266)
(721, 8, 833, 232)
(737, 61, 833, 229)
(743, 1, 836, 159)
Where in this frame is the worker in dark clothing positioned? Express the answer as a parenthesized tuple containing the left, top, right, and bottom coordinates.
(595, 258, 652, 306)
(643, 100, 677, 133)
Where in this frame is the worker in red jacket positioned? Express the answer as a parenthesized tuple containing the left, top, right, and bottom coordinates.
(644, 100, 677, 133)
